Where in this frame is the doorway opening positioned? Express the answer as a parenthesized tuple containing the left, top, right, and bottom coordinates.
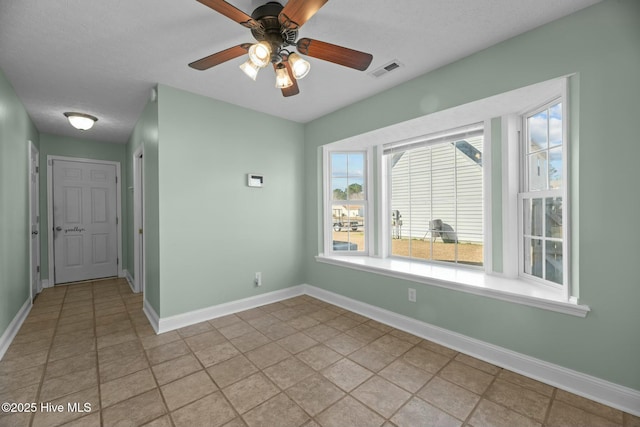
(47, 156, 123, 285)
(133, 148, 145, 294)
(29, 141, 40, 301)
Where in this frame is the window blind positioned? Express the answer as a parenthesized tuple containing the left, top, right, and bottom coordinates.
(383, 123, 484, 155)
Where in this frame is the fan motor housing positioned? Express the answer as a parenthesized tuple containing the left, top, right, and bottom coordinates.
(251, 1, 283, 20)
(251, 1, 298, 56)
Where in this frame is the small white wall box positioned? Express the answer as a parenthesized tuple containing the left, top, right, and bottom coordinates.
(247, 173, 264, 188)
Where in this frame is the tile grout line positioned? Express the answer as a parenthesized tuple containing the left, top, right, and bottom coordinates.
(542, 387, 559, 427)
(28, 284, 67, 427)
(93, 283, 104, 427)
(186, 329, 245, 426)
(380, 346, 462, 425)
(463, 366, 502, 426)
(121, 283, 173, 427)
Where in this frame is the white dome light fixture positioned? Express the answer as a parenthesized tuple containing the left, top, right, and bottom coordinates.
(64, 112, 98, 130)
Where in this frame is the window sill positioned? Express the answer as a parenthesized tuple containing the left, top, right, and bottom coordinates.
(315, 255, 590, 317)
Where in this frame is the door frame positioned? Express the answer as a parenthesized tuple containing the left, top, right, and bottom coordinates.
(46, 155, 123, 285)
(29, 141, 41, 300)
(133, 146, 145, 294)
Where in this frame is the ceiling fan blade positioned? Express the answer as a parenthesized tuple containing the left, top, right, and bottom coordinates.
(297, 38, 373, 71)
(196, 0, 261, 30)
(189, 44, 251, 70)
(279, 0, 328, 29)
(273, 62, 300, 97)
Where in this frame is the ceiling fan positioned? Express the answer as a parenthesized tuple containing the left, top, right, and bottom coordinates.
(188, 0, 374, 97)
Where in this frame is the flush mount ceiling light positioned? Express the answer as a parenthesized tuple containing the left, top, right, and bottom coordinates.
(63, 112, 98, 130)
(188, 0, 373, 97)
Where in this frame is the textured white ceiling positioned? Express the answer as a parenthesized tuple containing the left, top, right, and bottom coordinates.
(0, 0, 600, 143)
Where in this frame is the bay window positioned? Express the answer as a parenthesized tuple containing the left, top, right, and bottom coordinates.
(319, 76, 586, 316)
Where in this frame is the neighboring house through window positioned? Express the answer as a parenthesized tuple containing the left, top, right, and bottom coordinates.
(385, 124, 484, 267)
(519, 100, 567, 288)
(319, 76, 586, 316)
(328, 152, 367, 253)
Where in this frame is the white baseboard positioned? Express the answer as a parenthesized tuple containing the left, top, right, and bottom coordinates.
(301, 284, 640, 417)
(143, 298, 160, 335)
(154, 286, 306, 334)
(123, 270, 135, 293)
(0, 299, 32, 361)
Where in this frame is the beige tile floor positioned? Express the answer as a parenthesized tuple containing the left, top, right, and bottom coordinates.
(0, 278, 638, 427)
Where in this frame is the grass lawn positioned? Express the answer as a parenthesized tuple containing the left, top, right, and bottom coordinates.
(332, 231, 483, 265)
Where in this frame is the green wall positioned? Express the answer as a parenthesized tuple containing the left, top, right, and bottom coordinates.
(126, 96, 160, 313)
(0, 68, 39, 338)
(2, 0, 637, 399)
(155, 85, 305, 317)
(303, 0, 640, 390)
(37, 134, 128, 281)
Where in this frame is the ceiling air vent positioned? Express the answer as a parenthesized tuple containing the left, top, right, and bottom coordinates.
(369, 60, 403, 78)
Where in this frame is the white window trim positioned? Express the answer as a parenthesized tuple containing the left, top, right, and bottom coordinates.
(322, 148, 373, 257)
(318, 75, 588, 317)
(382, 122, 487, 269)
(315, 254, 589, 317)
(513, 89, 570, 301)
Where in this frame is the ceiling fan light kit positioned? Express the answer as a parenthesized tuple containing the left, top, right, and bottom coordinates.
(190, 0, 373, 97)
(288, 52, 310, 79)
(63, 112, 98, 130)
(248, 41, 272, 68)
(274, 63, 294, 88)
(239, 58, 260, 80)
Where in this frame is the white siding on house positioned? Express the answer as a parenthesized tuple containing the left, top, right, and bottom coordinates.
(389, 136, 483, 243)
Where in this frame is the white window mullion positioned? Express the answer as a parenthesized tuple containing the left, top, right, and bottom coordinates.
(453, 142, 459, 263)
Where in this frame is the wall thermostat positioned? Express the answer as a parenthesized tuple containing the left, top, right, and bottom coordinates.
(247, 173, 264, 188)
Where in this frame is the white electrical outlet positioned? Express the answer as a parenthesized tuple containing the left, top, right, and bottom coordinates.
(255, 272, 262, 287)
(408, 288, 417, 302)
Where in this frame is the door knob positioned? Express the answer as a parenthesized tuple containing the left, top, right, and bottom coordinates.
(55, 226, 62, 231)
(32, 230, 38, 235)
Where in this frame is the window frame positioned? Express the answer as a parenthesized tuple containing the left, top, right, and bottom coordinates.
(382, 124, 486, 269)
(516, 96, 570, 298)
(322, 149, 372, 257)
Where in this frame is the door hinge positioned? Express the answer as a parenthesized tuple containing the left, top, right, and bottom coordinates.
(116, 217, 119, 225)
(115, 176, 118, 184)
(36, 266, 40, 273)
(35, 166, 39, 173)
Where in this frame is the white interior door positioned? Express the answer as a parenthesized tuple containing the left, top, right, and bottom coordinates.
(29, 143, 40, 299)
(52, 159, 118, 284)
